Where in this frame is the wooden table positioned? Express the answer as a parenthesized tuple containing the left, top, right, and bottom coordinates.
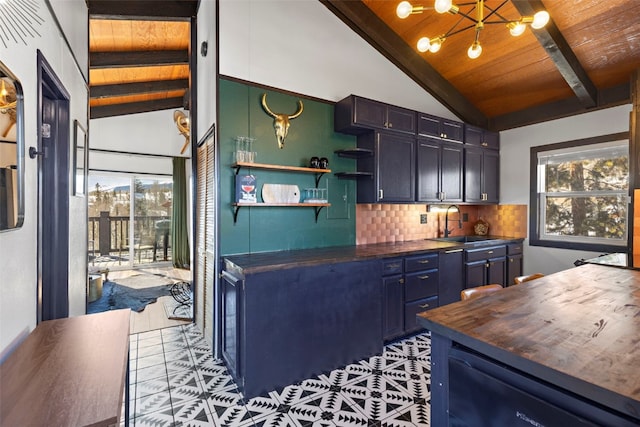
(418, 264, 640, 424)
(1, 309, 131, 426)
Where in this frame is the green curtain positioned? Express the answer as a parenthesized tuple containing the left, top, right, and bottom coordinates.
(171, 157, 190, 268)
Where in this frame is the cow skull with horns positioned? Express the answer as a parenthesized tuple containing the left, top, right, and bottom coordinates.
(261, 93, 304, 149)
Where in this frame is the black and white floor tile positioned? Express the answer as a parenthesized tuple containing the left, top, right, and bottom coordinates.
(123, 325, 431, 426)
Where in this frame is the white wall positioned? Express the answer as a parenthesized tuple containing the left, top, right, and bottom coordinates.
(501, 104, 633, 275)
(219, 0, 459, 121)
(0, 0, 88, 353)
(90, 110, 187, 175)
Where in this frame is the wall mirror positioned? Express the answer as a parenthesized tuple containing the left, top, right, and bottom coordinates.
(0, 61, 25, 231)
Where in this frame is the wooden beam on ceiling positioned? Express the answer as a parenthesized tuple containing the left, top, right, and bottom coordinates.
(90, 96, 185, 119)
(88, 1, 198, 19)
(90, 79, 189, 98)
(90, 50, 189, 68)
(320, 0, 487, 128)
(513, 0, 598, 108)
(489, 82, 630, 131)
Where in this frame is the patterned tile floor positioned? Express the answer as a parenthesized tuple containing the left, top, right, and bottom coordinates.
(124, 324, 431, 426)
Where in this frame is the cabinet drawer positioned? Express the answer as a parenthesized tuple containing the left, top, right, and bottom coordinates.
(507, 243, 523, 255)
(382, 259, 404, 276)
(405, 253, 438, 273)
(405, 296, 438, 334)
(466, 246, 506, 262)
(405, 269, 439, 301)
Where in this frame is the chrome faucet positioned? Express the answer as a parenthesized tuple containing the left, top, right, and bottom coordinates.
(444, 205, 462, 237)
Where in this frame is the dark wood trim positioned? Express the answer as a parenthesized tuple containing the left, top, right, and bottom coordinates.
(90, 96, 184, 119)
(320, 0, 487, 128)
(528, 132, 630, 254)
(219, 75, 335, 106)
(90, 79, 189, 98)
(90, 50, 189, 68)
(512, 1, 597, 108)
(490, 83, 630, 131)
(88, 1, 198, 19)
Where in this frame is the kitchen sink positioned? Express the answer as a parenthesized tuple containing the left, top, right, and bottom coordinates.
(429, 235, 501, 244)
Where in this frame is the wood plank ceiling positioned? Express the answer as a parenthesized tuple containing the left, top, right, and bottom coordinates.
(322, 0, 640, 131)
(87, 1, 197, 119)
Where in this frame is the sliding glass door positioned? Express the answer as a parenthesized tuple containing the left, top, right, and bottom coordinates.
(88, 173, 173, 269)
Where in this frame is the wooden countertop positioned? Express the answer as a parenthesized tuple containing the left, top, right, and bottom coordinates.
(1, 309, 131, 427)
(417, 264, 640, 419)
(223, 236, 523, 275)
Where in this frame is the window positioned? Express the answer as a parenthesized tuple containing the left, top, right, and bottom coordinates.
(530, 134, 629, 252)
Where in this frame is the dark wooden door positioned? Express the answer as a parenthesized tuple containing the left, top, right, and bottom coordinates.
(416, 137, 440, 202)
(483, 149, 500, 203)
(465, 260, 486, 289)
(386, 105, 416, 134)
(441, 142, 464, 202)
(383, 275, 404, 341)
(507, 254, 523, 286)
(377, 132, 415, 202)
(353, 97, 386, 129)
(439, 249, 464, 305)
(37, 53, 70, 322)
(487, 257, 506, 286)
(464, 147, 483, 203)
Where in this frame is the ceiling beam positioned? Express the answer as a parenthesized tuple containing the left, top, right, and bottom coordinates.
(320, 0, 487, 128)
(88, 1, 198, 19)
(90, 97, 185, 119)
(512, 0, 598, 108)
(90, 50, 189, 68)
(489, 83, 630, 131)
(90, 79, 189, 98)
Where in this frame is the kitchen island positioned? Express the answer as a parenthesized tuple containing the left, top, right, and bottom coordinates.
(417, 263, 640, 425)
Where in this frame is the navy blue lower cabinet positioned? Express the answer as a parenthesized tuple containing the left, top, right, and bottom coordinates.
(383, 274, 405, 341)
(438, 249, 464, 305)
(222, 259, 383, 399)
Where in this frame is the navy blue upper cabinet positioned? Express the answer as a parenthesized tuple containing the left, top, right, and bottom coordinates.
(417, 137, 463, 203)
(418, 113, 464, 142)
(335, 95, 416, 135)
(465, 124, 500, 150)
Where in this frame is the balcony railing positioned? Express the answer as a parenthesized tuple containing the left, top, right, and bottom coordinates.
(88, 212, 170, 264)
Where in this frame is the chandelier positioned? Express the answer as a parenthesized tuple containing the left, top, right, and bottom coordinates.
(396, 0, 550, 59)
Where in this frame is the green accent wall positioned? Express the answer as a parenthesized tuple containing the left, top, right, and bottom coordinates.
(219, 78, 357, 255)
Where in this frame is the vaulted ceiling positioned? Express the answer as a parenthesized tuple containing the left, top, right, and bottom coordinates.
(87, 1, 197, 119)
(322, 0, 640, 130)
(87, 0, 640, 131)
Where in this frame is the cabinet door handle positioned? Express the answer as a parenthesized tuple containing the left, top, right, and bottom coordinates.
(445, 249, 463, 253)
(485, 263, 490, 268)
(398, 278, 405, 284)
(487, 250, 494, 254)
(379, 189, 384, 199)
(419, 303, 430, 309)
(481, 142, 488, 147)
(442, 191, 446, 200)
(510, 259, 514, 263)
(386, 263, 401, 269)
(388, 122, 393, 128)
(418, 260, 430, 264)
(418, 275, 430, 280)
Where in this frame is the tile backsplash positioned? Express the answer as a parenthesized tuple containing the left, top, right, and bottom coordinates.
(356, 203, 527, 245)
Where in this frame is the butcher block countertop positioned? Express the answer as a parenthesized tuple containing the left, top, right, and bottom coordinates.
(223, 236, 522, 275)
(417, 263, 640, 420)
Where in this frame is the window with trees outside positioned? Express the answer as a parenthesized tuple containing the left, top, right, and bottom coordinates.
(530, 134, 629, 252)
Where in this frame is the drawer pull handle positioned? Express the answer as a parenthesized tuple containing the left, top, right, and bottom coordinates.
(418, 275, 430, 280)
(487, 250, 494, 254)
(418, 260, 430, 264)
(419, 303, 430, 309)
(387, 263, 401, 269)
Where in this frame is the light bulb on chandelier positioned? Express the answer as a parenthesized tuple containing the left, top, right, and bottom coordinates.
(397, 1, 550, 59)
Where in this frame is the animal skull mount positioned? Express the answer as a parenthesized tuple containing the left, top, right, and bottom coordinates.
(261, 93, 304, 149)
(173, 110, 190, 154)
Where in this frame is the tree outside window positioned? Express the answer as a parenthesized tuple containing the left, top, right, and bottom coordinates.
(530, 135, 629, 252)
